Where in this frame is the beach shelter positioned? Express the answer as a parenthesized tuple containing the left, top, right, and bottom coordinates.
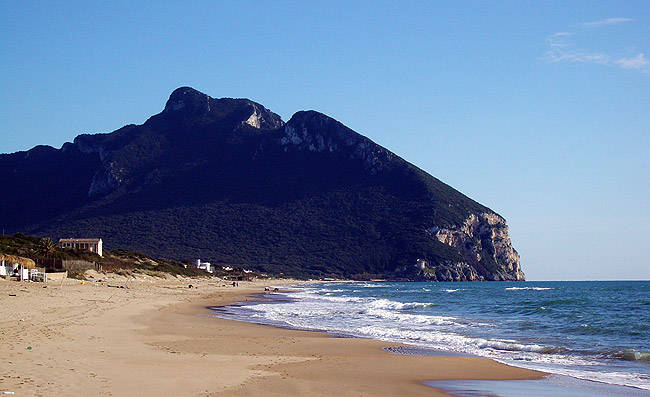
(0, 253, 36, 280)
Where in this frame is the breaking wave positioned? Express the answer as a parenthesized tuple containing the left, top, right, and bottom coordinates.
(505, 287, 554, 291)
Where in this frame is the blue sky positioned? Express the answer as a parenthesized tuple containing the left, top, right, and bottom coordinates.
(1, 1, 648, 280)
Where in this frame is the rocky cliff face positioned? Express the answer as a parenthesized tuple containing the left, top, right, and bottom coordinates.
(162, 86, 284, 131)
(280, 111, 397, 174)
(1, 87, 525, 281)
(424, 213, 525, 281)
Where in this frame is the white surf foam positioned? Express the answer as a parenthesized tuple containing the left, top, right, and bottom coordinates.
(217, 285, 649, 391)
(505, 287, 553, 291)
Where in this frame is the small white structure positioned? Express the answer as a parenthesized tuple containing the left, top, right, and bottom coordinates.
(59, 238, 103, 257)
(0, 254, 37, 281)
(195, 259, 214, 273)
(415, 258, 428, 270)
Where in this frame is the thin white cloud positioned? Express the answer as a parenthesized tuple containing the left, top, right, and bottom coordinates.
(544, 32, 611, 66)
(546, 32, 572, 50)
(543, 22, 648, 73)
(581, 18, 633, 27)
(615, 53, 649, 71)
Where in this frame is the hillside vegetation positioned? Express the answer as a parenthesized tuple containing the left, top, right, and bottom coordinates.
(0, 234, 260, 280)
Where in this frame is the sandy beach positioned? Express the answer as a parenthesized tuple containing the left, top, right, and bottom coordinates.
(0, 274, 544, 396)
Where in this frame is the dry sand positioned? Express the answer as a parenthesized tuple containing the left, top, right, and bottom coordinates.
(0, 273, 545, 396)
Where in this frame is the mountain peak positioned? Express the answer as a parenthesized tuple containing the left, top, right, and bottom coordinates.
(161, 87, 284, 130)
(284, 110, 355, 144)
(287, 110, 340, 130)
(282, 110, 387, 163)
(164, 86, 211, 114)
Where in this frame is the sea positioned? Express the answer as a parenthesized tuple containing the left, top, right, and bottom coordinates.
(212, 281, 650, 394)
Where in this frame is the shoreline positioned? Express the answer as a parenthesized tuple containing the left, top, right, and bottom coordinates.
(0, 275, 545, 396)
(213, 284, 650, 396)
(181, 287, 547, 396)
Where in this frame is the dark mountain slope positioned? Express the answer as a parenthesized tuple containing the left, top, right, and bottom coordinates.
(0, 87, 524, 281)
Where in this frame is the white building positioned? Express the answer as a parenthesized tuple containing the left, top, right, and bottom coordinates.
(59, 238, 103, 257)
(195, 259, 214, 273)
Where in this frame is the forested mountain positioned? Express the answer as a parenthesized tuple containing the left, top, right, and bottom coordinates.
(0, 87, 525, 281)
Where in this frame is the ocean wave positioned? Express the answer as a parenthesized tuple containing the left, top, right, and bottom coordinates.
(536, 346, 650, 362)
(364, 307, 458, 326)
(358, 283, 384, 288)
(354, 325, 549, 355)
(478, 339, 547, 353)
(609, 350, 650, 362)
(444, 289, 460, 293)
(288, 293, 366, 303)
(493, 359, 650, 391)
(539, 346, 569, 354)
(505, 287, 553, 291)
(367, 298, 434, 310)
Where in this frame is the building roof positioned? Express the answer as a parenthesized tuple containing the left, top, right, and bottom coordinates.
(0, 253, 36, 268)
(59, 238, 102, 243)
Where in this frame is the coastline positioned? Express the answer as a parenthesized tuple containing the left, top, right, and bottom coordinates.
(0, 275, 544, 396)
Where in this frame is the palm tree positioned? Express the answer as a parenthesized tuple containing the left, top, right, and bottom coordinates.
(37, 238, 57, 256)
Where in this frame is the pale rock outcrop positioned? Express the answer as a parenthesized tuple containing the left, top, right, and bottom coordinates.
(424, 213, 525, 281)
(280, 111, 395, 174)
